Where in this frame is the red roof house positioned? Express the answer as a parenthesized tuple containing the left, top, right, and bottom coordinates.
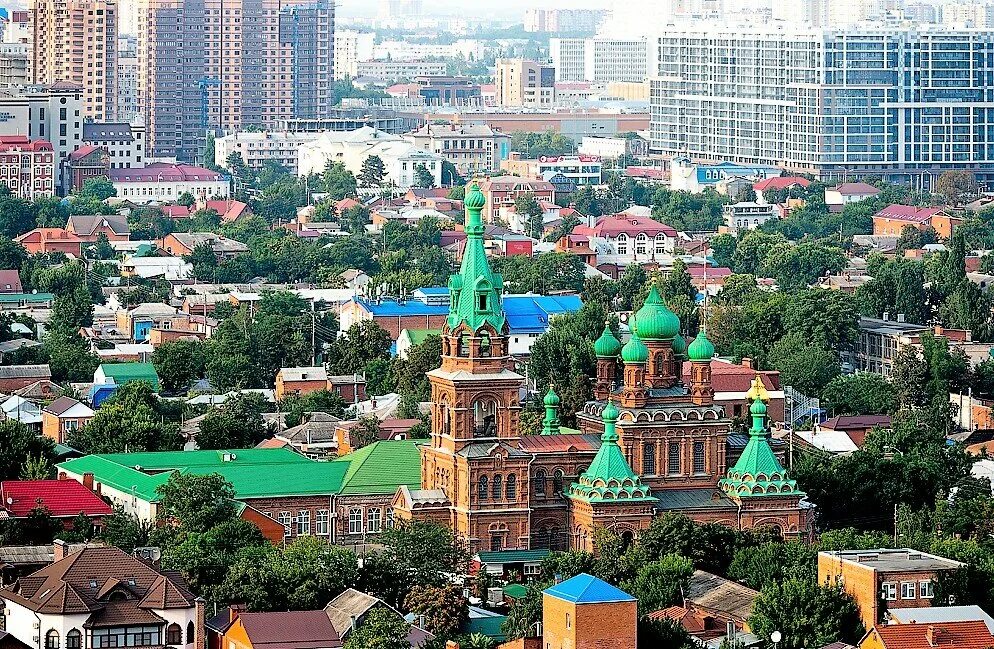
(0, 270, 23, 294)
(860, 620, 994, 649)
(753, 176, 810, 192)
(0, 479, 113, 519)
(14, 228, 83, 256)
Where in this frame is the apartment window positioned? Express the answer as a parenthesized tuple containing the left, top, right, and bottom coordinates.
(901, 581, 916, 599)
(616, 233, 628, 255)
(881, 582, 897, 601)
(367, 507, 382, 533)
(296, 510, 310, 535)
(693, 442, 706, 474)
(635, 233, 648, 255)
(316, 509, 329, 535)
(668, 442, 680, 474)
(277, 511, 291, 537)
(348, 508, 362, 534)
(920, 580, 934, 599)
(65, 630, 81, 649)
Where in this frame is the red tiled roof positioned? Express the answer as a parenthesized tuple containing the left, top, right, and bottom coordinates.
(819, 415, 891, 431)
(161, 205, 192, 218)
(591, 214, 677, 238)
(874, 204, 944, 223)
(69, 145, 101, 161)
(753, 176, 810, 191)
(108, 163, 223, 183)
(626, 167, 664, 180)
(687, 266, 733, 279)
(0, 480, 113, 518)
(681, 360, 780, 393)
(648, 606, 708, 633)
(335, 198, 360, 211)
(14, 228, 82, 243)
(205, 199, 249, 222)
(236, 610, 342, 649)
(0, 136, 53, 152)
(0, 269, 22, 292)
(871, 621, 994, 649)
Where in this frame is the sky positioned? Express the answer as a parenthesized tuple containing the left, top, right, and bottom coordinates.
(337, 0, 614, 19)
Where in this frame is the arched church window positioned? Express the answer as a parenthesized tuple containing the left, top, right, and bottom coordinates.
(479, 332, 492, 357)
(458, 333, 470, 357)
(552, 469, 564, 494)
(477, 292, 488, 312)
(643, 443, 656, 475)
(474, 399, 498, 437)
(478, 475, 488, 500)
(492, 474, 503, 500)
(533, 469, 546, 496)
(506, 474, 516, 500)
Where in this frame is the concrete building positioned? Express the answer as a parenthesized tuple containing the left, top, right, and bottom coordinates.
(0, 43, 28, 87)
(354, 60, 446, 80)
(724, 202, 777, 233)
(81, 122, 143, 169)
(819, 548, 963, 630)
(405, 123, 509, 174)
(650, 25, 994, 187)
(116, 35, 139, 124)
(296, 126, 445, 189)
(138, 0, 334, 161)
(550, 37, 649, 83)
(495, 59, 555, 108)
(500, 153, 602, 186)
(477, 176, 556, 221)
(523, 8, 606, 33)
(30, 0, 117, 121)
(109, 163, 229, 203)
(214, 130, 321, 175)
(0, 136, 54, 198)
(0, 84, 84, 193)
(848, 317, 983, 376)
(333, 29, 375, 79)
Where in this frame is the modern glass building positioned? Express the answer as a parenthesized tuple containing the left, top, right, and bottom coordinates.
(649, 25, 994, 188)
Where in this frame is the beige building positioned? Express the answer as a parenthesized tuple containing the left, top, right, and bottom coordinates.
(30, 0, 117, 121)
(495, 58, 555, 108)
(138, 0, 334, 162)
(405, 123, 510, 174)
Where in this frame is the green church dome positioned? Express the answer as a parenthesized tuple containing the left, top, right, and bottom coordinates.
(634, 285, 680, 340)
(672, 333, 687, 358)
(750, 397, 767, 416)
(594, 322, 622, 358)
(601, 399, 619, 423)
(687, 330, 715, 362)
(621, 328, 649, 364)
(464, 182, 486, 210)
(544, 385, 561, 407)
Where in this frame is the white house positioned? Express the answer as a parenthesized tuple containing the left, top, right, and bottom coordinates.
(723, 201, 777, 232)
(120, 255, 192, 280)
(296, 126, 445, 189)
(572, 213, 678, 265)
(0, 543, 202, 649)
(108, 163, 230, 203)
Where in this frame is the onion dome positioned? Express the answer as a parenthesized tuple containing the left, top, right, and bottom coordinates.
(634, 284, 680, 340)
(750, 398, 768, 417)
(594, 322, 622, 358)
(601, 398, 619, 424)
(621, 328, 649, 364)
(687, 329, 715, 362)
(672, 333, 687, 359)
(544, 385, 561, 408)
(464, 182, 486, 210)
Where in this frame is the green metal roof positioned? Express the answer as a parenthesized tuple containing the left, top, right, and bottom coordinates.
(593, 322, 622, 358)
(688, 328, 716, 362)
(402, 329, 441, 346)
(0, 292, 53, 303)
(502, 584, 529, 599)
(333, 440, 423, 495)
(446, 183, 506, 334)
(541, 386, 560, 436)
(634, 284, 680, 340)
(478, 549, 550, 565)
(462, 615, 506, 641)
(719, 395, 803, 499)
(98, 362, 160, 389)
(567, 401, 655, 504)
(621, 328, 649, 364)
(57, 448, 348, 501)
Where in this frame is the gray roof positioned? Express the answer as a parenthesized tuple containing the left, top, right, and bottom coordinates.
(170, 233, 248, 254)
(820, 548, 964, 572)
(887, 605, 994, 633)
(686, 570, 759, 623)
(0, 339, 42, 354)
(279, 412, 340, 444)
(0, 544, 55, 566)
(858, 316, 929, 336)
(654, 488, 738, 512)
(0, 364, 51, 379)
(67, 214, 130, 236)
(457, 441, 529, 459)
(325, 588, 390, 635)
(407, 488, 448, 505)
(82, 122, 134, 142)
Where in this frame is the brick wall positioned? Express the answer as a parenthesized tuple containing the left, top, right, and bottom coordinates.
(543, 595, 637, 649)
(242, 495, 334, 542)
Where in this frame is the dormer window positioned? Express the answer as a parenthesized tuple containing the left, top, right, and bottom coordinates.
(477, 293, 488, 312)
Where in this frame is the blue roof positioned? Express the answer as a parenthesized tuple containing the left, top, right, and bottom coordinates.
(694, 162, 782, 184)
(356, 297, 450, 317)
(503, 294, 582, 334)
(543, 573, 635, 604)
(414, 287, 449, 296)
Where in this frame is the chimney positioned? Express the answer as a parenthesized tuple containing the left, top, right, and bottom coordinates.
(926, 625, 948, 646)
(82, 472, 94, 491)
(882, 311, 890, 321)
(53, 539, 69, 561)
(897, 313, 906, 323)
(741, 357, 753, 369)
(229, 604, 244, 623)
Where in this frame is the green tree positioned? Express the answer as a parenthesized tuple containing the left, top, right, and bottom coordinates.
(78, 177, 117, 200)
(327, 320, 392, 375)
(323, 161, 358, 200)
(514, 193, 545, 239)
(501, 582, 545, 640)
(732, 231, 786, 275)
(151, 339, 205, 393)
(156, 472, 237, 532)
(767, 332, 840, 396)
(0, 420, 55, 481)
(404, 584, 469, 637)
(727, 541, 817, 590)
(344, 608, 410, 649)
(380, 520, 470, 590)
(196, 393, 270, 449)
(709, 233, 737, 268)
(393, 334, 442, 401)
(359, 155, 386, 187)
(637, 617, 694, 649)
(177, 192, 196, 207)
(760, 241, 846, 292)
(821, 372, 898, 416)
(446, 185, 465, 200)
(749, 579, 864, 649)
(66, 382, 181, 453)
(99, 506, 154, 552)
(620, 554, 694, 615)
(413, 164, 435, 189)
(936, 170, 978, 206)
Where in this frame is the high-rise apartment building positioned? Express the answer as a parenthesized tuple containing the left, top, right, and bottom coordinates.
(138, 0, 334, 162)
(495, 59, 555, 108)
(333, 30, 374, 79)
(116, 35, 139, 124)
(650, 25, 994, 187)
(0, 84, 84, 192)
(550, 37, 649, 83)
(30, 0, 117, 121)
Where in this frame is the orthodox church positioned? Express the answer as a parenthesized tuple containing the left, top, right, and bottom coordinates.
(393, 183, 812, 553)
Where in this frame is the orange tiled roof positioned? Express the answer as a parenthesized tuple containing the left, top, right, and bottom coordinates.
(869, 621, 994, 649)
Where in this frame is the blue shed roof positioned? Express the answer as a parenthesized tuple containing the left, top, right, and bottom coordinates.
(356, 297, 450, 317)
(503, 294, 582, 333)
(543, 573, 635, 604)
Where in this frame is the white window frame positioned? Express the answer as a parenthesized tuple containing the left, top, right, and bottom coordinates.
(296, 510, 311, 536)
(919, 580, 934, 599)
(881, 582, 897, 601)
(615, 233, 628, 255)
(901, 581, 916, 600)
(278, 511, 291, 538)
(348, 508, 362, 535)
(316, 509, 329, 535)
(368, 507, 382, 533)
